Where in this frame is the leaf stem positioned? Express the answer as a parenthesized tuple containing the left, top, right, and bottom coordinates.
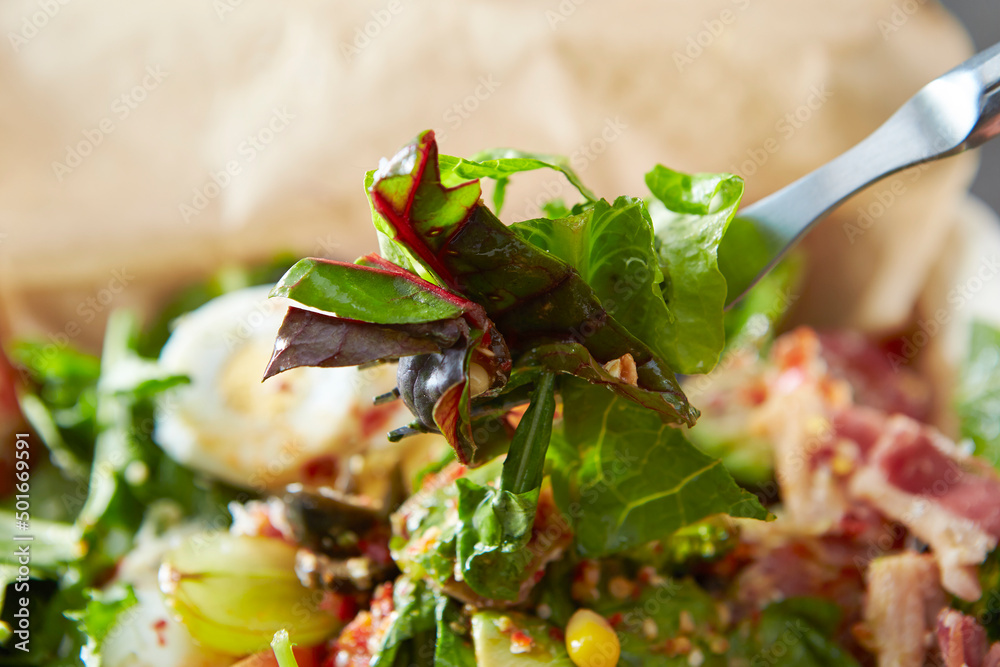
(500, 372, 556, 496)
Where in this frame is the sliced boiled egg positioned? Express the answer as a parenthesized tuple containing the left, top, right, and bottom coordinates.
(154, 285, 415, 492)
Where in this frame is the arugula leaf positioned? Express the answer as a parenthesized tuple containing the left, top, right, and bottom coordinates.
(552, 380, 767, 556)
(956, 320, 1000, 467)
(438, 149, 596, 215)
(271, 256, 474, 325)
(646, 165, 744, 374)
(371, 578, 439, 667)
(370, 578, 476, 667)
(433, 596, 477, 667)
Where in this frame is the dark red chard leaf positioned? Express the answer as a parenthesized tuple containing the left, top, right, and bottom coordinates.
(369, 131, 697, 426)
(397, 318, 512, 465)
(263, 307, 468, 380)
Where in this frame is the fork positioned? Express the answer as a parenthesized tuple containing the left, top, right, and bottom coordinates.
(724, 40, 1000, 306)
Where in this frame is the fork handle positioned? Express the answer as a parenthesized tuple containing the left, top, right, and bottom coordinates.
(724, 41, 1000, 306)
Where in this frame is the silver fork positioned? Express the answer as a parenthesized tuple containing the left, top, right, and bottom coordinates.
(725, 40, 1000, 306)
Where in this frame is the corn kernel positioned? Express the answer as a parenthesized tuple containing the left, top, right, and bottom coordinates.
(566, 609, 620, 667)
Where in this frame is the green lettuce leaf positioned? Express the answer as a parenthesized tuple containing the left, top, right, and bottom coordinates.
(551, 380, 767, 556)
(956, 320, 1000, 467)
(723, 252, 803, 349)
(512, 196, 676, 367)
(365, 131, 696, 427)
(438, 149, 596, 215)
(646, 165, 744, 374)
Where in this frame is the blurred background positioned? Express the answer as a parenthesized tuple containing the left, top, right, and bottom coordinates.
(0, 0, 997, 367)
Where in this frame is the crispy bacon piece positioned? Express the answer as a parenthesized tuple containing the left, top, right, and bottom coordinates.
(749, 328, 1000, 600)
(861, 553, 945, 667)
(937, 609, 1000, 667)
(327, 582, 395, 667)
(816, 331, 931, 421)
(851, 416, 1000, 600)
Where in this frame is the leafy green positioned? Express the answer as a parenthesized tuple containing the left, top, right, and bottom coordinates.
(438, 149, 596, 215)
(956, 320, 1000, 467)
(64, 585, 138, 661)
(749, 598, 858, 667)
(512, 196, 675, 367)
(952, 548, 1000, 641)
(433, 596, 477, 667)
(550, 380, 767, 557)
(517, 342, 692, 424)
(265, 307, 468, 378)
(2, 311, 245, 666)
(646, 165, 744, 373)
(593, 572, 726, 667)
(372, 578, 438, 667)
(371, 578, 475, 667)
(723, 252, 803, 349)
(271, 256, 473, 325)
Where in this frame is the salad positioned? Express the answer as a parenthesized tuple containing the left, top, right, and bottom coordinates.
(2, 131, 1000, 667)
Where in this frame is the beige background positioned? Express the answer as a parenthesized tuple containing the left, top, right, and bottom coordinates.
(0, 0, 989, 361)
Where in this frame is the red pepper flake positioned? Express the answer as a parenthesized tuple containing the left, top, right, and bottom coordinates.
(301, 455, 339, 485)
(320, 592, 359, 622)
(548, 626, 565, 642)
(510, 630, 535, 654)
(152, 619, 168, 647)
(607, 612, 624, 629)
(359, 403, 401, 439)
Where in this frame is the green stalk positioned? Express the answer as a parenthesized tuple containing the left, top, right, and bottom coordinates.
(271, 630, 301, 667)
(500, 372, 556, 496)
